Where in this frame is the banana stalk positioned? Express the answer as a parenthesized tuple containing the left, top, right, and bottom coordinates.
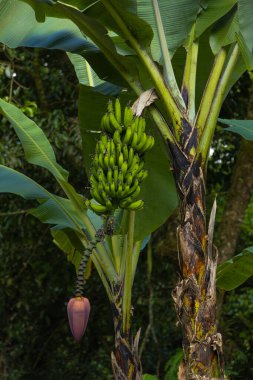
(170, 132, 223, 378)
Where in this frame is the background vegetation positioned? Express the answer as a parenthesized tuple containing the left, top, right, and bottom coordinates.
(0, 46, 252, 379)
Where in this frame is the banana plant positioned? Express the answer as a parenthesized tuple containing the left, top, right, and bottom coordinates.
(0, 95, 177, 379)
(1, 0, 253, 379)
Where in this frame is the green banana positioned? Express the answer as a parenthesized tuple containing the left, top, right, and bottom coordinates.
(129, 185, 141, 199)
(136, 132, 147, 151)
(123, 106, 134, 126)
(105, 141, 111, 156)
(126, 172, 133, 186)
(128, 199, 144, 210)
(137, 169, 148, 182)
(107, 100, 113, 114)
(123, 144, 129, 161)
(90, 187, 104, 205)
(98, 182, 104, 193)
(93, 155, 99, 170)
(120, 184, 130, 198)
(103, 113, 113, 133)
(97, 141, 105, 155)
(109, 154, 115, 168)
(109, 112, 121, 131)
(123, 126, 133, 144)
(114, 167, 119, 186)
(110, 182, 116, 197)
(113, 130, 121, 145)
(128, 147, 134, 166)
(110, 139, 115, 153)
(116, 182, 123, 197)
(107, 168, 113, 183)
(128, 154, 140, 172)
(116, 143, 121, 158)
(104, 153, 109, 168)
(140, 135, 154, 154)
(101, 133, 108, 146)
(106, 199, 113, 210)
(89, 201, 108, 214)
(118, 170, 124, 183)
(121, 161, 128, 176)
(118, 152, 124, 168)
(128, 179, 139, 195)
(131, 132, 139, 149)
(98, 153, 105, 170)
(88, 100, 154, 214)
(101, 190, 108, 202)
(138, 117, 146, 133)
(114, 98, 121, 124)
(131, 117, 139, 134)
(119, 196, 134, 208)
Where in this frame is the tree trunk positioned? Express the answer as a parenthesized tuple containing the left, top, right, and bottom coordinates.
(111, 284, 142, 380)
(170, 121, 224, 379)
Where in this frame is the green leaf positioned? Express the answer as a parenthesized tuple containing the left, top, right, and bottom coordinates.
(219, 118, 253, 140)
(135, 124, 178, 241)
(137, 0, 201, 59)
(223, 52, 247, 100)
(195, 0, 237, 39)
(143, 375, 158, 380)
(78, 85, 109, 174)
(67, 52, 121, 94)
(236, 31, 253, 70)
(0, 165, 84, 231)
(83, 0, 153, 49)
(52, 2, 138, 84)
(51, 228, 84, 269)
(45, 0, 92, 10)
(0, 98, 68, 181)
(29, 196, 85, 230)
(0, 0, 128, 87)
(173, 31, 215, 109)
(209, 5, 238, 54)
(217, 247, 253, 290)
(0, 0, 86, 51)
(67, 52, 104, 87)
(0, 165, 48, 200)
(238, 0, 253, 60)
(164, 349, 184, 380)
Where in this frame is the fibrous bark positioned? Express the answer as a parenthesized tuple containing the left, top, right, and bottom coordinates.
(111, 284, 142, 380)
(170, 119, 223, 379)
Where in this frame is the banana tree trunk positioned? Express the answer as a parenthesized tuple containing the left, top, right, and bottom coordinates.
(170, 120, 224, 379)
(111, 284, 142, 380)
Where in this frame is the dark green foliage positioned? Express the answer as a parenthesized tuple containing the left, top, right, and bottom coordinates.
(1, 45, 253, 380)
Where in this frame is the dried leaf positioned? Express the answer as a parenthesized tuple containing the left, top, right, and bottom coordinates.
(131, 89, 158, 116)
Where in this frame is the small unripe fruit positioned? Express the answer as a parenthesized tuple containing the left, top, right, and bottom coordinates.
(67, 296, 90, 341)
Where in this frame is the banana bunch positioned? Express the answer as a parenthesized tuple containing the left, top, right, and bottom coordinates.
(87, 99, 154, 215)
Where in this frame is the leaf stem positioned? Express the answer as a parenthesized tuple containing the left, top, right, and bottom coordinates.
(131, 240, 141, 284)
(85, 60, 94, 87)
(195, 48, 227, 134)
(100, 0, 183, 132)
(152, 0, 185, 110)
(91, 251, 113, 300)
(111, 234, 122, 274)
(181, 24, 199, 122)
(198, 44, 240, 164)
(122, 210, 135, 333)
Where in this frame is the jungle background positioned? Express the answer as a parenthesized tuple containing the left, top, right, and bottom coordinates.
(0, 45, 252, 380)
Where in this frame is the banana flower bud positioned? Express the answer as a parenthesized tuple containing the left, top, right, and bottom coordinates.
(67, 296, 90, 341)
